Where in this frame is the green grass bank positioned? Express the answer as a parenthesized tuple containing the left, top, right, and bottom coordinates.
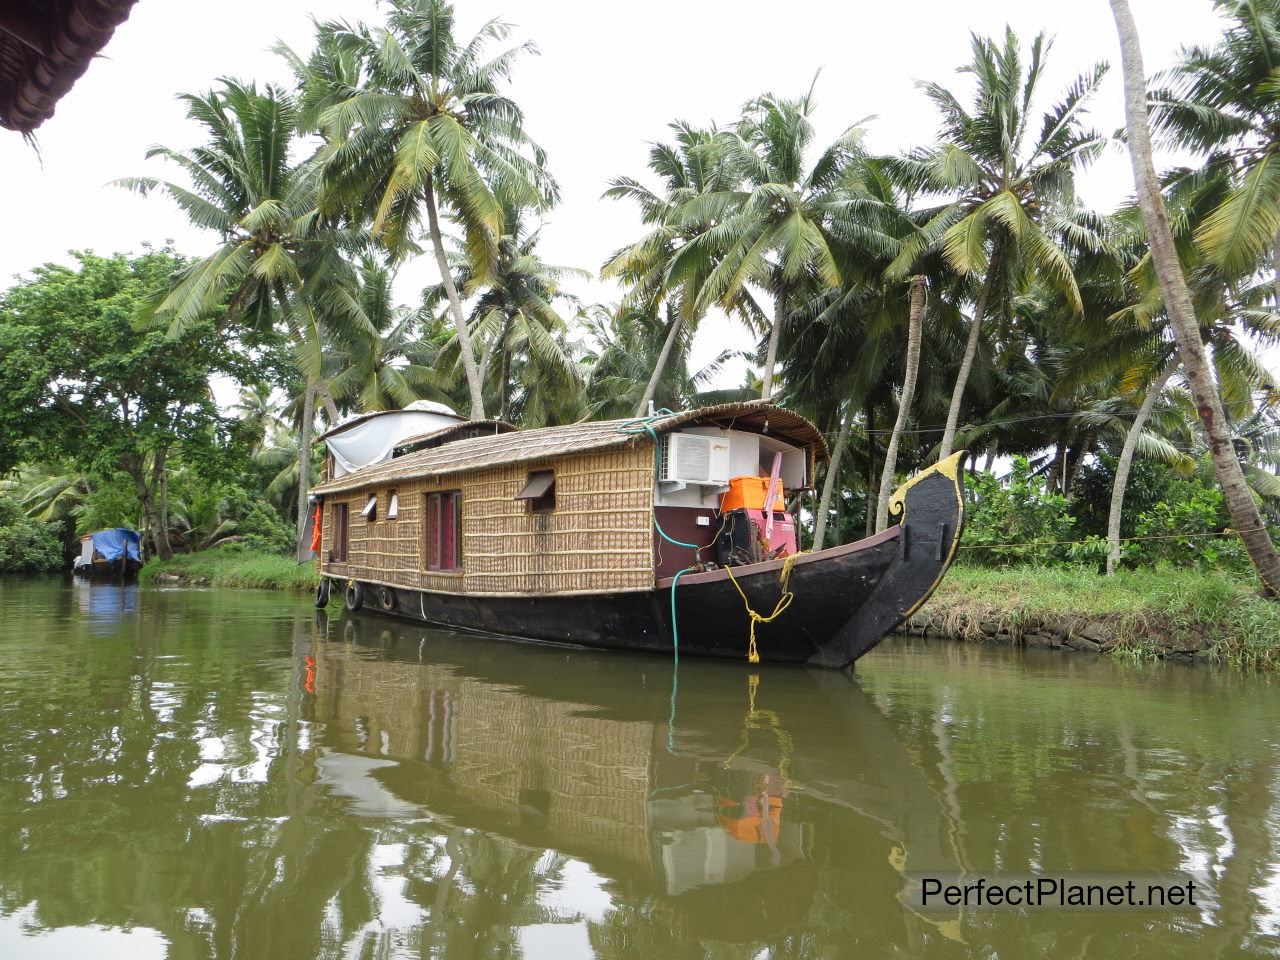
(908, 566, 1280, 670)
(140, 548, 1280, 670)
(141, 548, 320, 593)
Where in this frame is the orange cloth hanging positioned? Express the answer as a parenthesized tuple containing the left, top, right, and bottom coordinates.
(309, 505, 323, 553)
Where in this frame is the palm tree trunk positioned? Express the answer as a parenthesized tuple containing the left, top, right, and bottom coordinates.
(876, 276, 927, 532)
(1063, 429, 1096, 497)
(296, 383, 314, 560)
(1107, 359, 1176, 576)
(1273, 226, 1280, 309)
(635, 307, 684, 417)
(864, 403, 877, 538)
(1111, 0, 1280, 596)
(425, 179, 487, 420)
(1045, 423, 1072, 494)
(271, 280, 335, 549)
(761, 288, 788, 400)
(812, 405, 853, 549)
(939, 264, 996, 460)
(499, 311, 514, 422)
(314, 381, 340, 424)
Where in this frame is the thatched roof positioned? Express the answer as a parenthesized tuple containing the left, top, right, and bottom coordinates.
(313, 401, 827, 496)
(0, 0, 138, 134)
(394, 419, 517, 454)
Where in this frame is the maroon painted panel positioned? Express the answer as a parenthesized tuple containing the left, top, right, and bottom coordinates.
(653, 506, 720, 578)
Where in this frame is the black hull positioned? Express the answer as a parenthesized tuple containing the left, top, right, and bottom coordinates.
(73, 558, 142, 580)
(327, 453, 966, 669)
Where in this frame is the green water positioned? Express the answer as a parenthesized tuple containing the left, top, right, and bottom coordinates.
(0, 577, 1277, 959)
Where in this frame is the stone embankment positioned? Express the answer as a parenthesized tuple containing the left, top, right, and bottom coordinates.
(903, 609, 1214, 660)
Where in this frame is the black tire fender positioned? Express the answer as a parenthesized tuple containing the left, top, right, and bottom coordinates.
(344, 581, 363, 612)
(377, 586, 396, 611)
(314, 578, 332, 608)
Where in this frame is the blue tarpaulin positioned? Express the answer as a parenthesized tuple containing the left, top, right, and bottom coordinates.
(90, 528, 142, 563)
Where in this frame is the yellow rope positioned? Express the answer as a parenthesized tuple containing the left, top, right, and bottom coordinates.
(724, 551, 804, 663)
(720, 674, 796, 786)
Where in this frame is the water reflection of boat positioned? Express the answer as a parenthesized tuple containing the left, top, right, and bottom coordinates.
(71, 579, 139, 635)
(306, 618, 964, 939)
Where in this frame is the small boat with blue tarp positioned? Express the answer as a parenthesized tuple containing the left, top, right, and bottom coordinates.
(308, 400, 966, 669)
(73, 528, 143, 579)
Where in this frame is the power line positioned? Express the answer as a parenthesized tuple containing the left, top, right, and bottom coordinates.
(816, 410, 1150, 438)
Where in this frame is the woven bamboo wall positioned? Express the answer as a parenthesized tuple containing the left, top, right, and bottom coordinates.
(310, 646, 655, 872)
(319, 444, 656, 596)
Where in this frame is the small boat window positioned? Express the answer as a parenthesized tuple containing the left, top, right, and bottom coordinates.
(425, 491, 462, 572)
(362, 494, 377, 522)
(516, 470, 556, 513)
(387, 490, 399, 520)
(331, 503, 349, 562)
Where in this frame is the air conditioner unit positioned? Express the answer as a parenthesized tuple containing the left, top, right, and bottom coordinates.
(659, 432, 731, 485)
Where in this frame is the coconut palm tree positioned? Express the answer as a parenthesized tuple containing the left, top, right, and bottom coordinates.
(887, 28, 1108, 460)
(231, 385, 282, 454)
(787, 274, 919, 547)
(252, 425, 310, 520)
(671, 88, 888, 399)
(582, 303, 737, 420)
(117, 82, 344, 398)
(325, 258, 453, 414)
(427, 206, 587, 422)
(1150, 0, 1280, 304)
(117, 80, 362, 550)
(1099, 171, 1280, 573)
(1110, 0, 1280, 594)
(309, 0, 558, 420)
(603, 122, 745, 415)
(875, 276, 929, 532)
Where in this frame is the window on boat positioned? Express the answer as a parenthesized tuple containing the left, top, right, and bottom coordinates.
(387, 490, 399, 520)
(362, 494, 377, 522)
(425, 491, 462, 572)
(331, 503, 349, 562)
(515, 470, 556, 514)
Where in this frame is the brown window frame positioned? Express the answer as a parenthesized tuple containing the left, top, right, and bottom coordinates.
(424, 490, 463, 573)
(516, 470, 556, 514)
(331, 503, 349, 562)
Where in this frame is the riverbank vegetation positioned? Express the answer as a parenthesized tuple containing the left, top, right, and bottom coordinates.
(140, 547, 319, 592)
(913, 566, 1280, 670)
(1, 2, 1278, 618)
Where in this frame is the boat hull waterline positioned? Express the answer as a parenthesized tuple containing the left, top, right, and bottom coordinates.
(322, 453, 967, 668)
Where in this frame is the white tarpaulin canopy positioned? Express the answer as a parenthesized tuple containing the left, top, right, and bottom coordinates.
(324, 404, 462, 477)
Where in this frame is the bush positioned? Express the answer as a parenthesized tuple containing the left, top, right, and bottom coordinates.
(963, 457, 1079, 567)
(234, 499, 295, 555)
(1125, 476, 1248, 571)
(1069, 456, 1179, 540)
(0, 495, 62, 572)
(171, 482, 295, 556)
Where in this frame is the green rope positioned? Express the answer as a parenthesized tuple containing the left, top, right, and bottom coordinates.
(618, 409, 702, 754)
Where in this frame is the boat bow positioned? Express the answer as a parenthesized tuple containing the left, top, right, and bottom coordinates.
(814, 451, 968, 666)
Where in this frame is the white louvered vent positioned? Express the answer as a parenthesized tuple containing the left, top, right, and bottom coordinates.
(659, 433, 730, 485)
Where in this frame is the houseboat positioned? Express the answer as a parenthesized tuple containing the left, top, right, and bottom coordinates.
(309, 401, 965, 668)
(72, 528, 143, 579)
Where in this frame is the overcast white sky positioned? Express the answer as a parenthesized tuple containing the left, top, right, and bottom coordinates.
(3, 0, 1262, 397)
